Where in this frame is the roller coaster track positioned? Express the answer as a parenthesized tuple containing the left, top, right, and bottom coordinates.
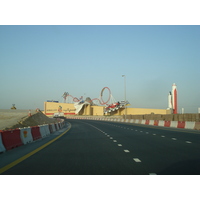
(64, 87, 112, 106)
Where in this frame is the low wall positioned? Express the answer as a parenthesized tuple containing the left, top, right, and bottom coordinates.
(66, 116, 200, 130)
(123, 113, 200, 122)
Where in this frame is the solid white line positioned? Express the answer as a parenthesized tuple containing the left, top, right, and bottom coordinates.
(118, 144, 122, 146)
(133, 158, 141, 162)
(124, 150, 130, 153)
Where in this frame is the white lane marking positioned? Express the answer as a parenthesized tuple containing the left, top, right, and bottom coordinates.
(124, 150, 130, 153)
(113, 140, 117, 142)
(118, 144, 122, 146)
(133, 158, 141, 162)
(135, 130, 138, 131)
(149, 173, 157, 175)
(140, 131, 143, 132)
(110, 137, 113, 139)
(131, 129, 134, 130)
(186, 141, 192, 143)
(107, 135, 110, 137)
(161, 135, 165, 137)
(146, 132, 149, 133)
(172, 138, 177, 140)
(153, 134, 156, 135)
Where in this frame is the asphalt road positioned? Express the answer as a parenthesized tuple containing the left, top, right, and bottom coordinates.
(1, 119, 200, 175)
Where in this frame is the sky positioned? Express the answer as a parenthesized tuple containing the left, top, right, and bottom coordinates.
(0, 25, 200, 113)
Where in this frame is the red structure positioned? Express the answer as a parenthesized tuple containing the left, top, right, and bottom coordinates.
(172, 83, 178, 114)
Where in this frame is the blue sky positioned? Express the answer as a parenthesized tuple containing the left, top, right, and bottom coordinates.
(0, 25, 200, 113)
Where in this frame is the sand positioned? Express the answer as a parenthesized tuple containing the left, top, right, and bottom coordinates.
(0, 109, 56, 130)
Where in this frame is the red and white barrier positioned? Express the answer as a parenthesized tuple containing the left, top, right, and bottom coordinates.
(65, 117, 200, 130)
(20, 127, 33, 144)
(0, 119, 66, 152)
(185, 122, 195, 129)
(1, 129, 23, 150)
(39, 125, 49, 138)
(51, 124, 56, 132)
(31, 126, 42, 141)
(0, 133, 6, 153)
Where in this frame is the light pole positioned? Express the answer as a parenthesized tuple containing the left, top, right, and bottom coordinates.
(122, 75, 127, 120)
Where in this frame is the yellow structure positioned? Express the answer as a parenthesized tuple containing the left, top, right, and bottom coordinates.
(43, 101, 170, 117)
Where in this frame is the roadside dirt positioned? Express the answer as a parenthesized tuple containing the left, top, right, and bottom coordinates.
(0, 109, 57, 130)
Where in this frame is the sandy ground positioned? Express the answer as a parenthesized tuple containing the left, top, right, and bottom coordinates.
(0, 109, 36, 130)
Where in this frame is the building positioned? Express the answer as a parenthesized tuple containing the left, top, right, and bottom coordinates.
(43, 101, 170, 117)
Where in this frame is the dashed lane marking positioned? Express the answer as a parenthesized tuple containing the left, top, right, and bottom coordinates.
(110, 137, 113, 139)
(133, 158, 141, 162)
(161, 136, 165, 137)
(153, 134, 156, 135)
(186, 141, 192, 143)
(172, 138, 177, 140)
(113, 140, 117, 142)
(149, 173, 157, 175)
(118, 144, 122, 146)
(124, 150, 130, 153)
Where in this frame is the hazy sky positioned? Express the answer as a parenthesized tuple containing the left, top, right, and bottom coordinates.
(0, 25, 199, 113)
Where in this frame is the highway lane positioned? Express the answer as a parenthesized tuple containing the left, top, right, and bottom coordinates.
(1, 119, 200, 175)
(87, 120, 200, 175)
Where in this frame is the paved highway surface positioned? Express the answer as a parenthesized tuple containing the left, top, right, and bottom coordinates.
(1, 119, 200, 175)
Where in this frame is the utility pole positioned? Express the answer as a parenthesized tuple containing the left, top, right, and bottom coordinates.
(122, 75, 127, 120)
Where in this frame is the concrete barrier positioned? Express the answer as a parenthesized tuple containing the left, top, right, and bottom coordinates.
(0, 133, 6, 153)
(31, 126, 42, 141)
(20, 127, 33, 144)
(1, 129, 23, 151)
(185, 122, 195, 129)
(65, 116, 200, 131)
(39, 125, 48, 138)
(158, 121, 165, 127)
(170, 121, 178, 128)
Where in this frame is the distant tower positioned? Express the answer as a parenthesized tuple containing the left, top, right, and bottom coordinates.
(172, 83, 178, 114)
(168, 91, 172, 110)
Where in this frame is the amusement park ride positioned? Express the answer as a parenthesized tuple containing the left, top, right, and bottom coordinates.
(62, 87, 130, 114)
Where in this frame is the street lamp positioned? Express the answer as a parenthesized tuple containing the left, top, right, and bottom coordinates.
(122, 75, 127, 120)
